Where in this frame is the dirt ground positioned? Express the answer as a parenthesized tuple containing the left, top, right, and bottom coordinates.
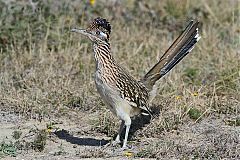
(1, 107, 239, 159)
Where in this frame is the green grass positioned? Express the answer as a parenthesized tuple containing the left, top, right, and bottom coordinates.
(188, 107, 202, 120)
(0, 141, 17, 157)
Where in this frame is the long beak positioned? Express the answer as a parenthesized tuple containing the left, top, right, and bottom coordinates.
(71, 28, 92, 37)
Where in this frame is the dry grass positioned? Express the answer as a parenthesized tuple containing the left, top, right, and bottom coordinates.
(0, 0, 239, 159)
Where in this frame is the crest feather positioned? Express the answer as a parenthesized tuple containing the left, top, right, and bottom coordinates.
(92, 17, 111, 34)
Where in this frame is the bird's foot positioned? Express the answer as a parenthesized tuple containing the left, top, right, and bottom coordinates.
(120, 145, 129, 151)
(103, 139, 121, 149)
(112, 139, 121, 146)
(114, 145, 133, 154)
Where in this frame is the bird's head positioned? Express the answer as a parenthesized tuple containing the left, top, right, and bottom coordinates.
(71, 17, 111, 43)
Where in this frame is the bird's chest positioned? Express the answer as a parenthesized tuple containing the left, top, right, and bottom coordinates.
(94, 71, 117, 109)
(95, 71, 107, 100)
(94, 71, 143, 118)
(94, 71, 135, 117)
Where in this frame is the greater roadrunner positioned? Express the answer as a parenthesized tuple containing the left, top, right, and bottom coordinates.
(71, 17, 200, 148)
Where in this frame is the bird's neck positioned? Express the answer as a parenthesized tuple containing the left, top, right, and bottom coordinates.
(93, 41, 115, 70)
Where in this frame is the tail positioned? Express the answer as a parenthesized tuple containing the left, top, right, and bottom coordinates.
(141, 20, 201, 90)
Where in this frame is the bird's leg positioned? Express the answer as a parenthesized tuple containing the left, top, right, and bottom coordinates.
(114, 120, 124, 144)
(122, 117, 131, 149)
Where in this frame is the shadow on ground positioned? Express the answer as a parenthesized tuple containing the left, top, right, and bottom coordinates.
(55, 104, 161, 146)
(54, 129, 109, 146)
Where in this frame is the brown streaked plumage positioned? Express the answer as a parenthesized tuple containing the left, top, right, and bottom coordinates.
(71, 17, 201, 149)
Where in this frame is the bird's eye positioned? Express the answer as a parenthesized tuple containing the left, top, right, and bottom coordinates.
(96, 31, 100, 35)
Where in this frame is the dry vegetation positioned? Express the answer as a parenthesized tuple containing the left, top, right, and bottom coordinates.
(0, 0, 239, 159)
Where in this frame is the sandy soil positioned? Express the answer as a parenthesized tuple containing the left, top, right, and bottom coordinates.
(0, 108, 239, 159)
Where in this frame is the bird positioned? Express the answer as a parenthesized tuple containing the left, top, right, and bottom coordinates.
(71, 17, 200, 149)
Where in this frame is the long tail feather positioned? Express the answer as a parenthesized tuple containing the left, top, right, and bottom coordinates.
(142, 20, 201, 90)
